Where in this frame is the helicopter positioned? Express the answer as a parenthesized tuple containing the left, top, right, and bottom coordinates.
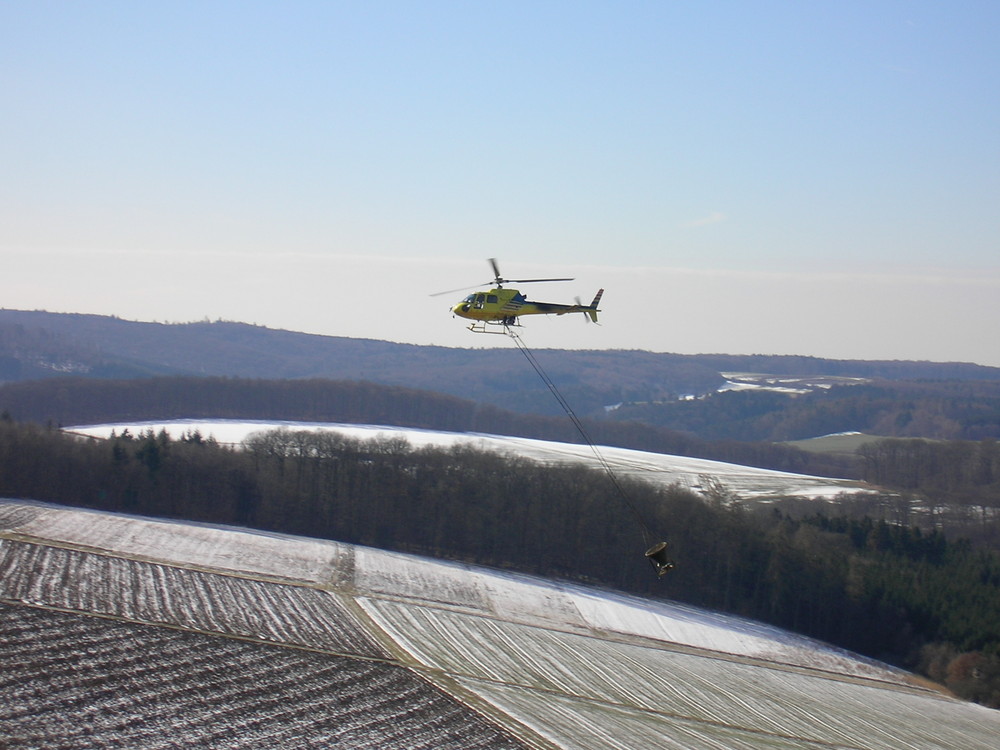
(437, 259, 603, 333)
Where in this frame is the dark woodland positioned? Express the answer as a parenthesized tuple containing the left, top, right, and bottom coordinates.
(1, 418, 999, 707)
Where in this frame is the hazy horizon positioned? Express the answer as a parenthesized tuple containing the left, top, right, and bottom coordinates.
(4, 4, 998, 366)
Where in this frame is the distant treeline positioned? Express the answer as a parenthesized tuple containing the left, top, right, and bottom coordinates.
(610, 381, 1000, 441)
(9, 310, 1000, 417)
(1, 417, 999, 707)
(856, 438, 1000, 546)
(0, 376, 856, 478)
(862, 438, 1000, 496)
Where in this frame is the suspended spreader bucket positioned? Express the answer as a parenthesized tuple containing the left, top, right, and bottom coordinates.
(645, 542, 675, 576)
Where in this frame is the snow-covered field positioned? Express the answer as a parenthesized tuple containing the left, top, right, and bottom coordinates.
(67, 419, 869, 500)
(3, 498, 999, 749)
(719, 372, 870, 395)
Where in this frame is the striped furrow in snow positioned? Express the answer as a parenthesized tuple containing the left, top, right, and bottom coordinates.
(353, 546, 493, 611)
(0, 539, 387, 658)
(479, 570, 587, 629)
(354, 544, 591, 631)
(461, 678, 815, 750)
(0, 604, 528, 750)
(352, 533, 904, 690)
(363, 599, 998, 750)
(567, 588, 906, 684)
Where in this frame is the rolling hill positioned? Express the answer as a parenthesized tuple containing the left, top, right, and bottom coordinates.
(67, 418, 869, 501)
(4, 497, 999, 749)
(5, 309, 1000, 428)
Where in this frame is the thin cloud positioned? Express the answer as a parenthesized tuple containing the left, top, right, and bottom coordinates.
(683, 211, 727, 228)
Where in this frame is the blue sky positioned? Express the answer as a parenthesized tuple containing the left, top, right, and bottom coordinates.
(3, 2, 999, 365)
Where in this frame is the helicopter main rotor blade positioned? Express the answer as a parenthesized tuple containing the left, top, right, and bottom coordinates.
(503, 277, 575, 284)
(432, 259, 574, 296)
(430, 277, 573, 296)
(488, 257, 572, 285)
(429, 284, 483, 297)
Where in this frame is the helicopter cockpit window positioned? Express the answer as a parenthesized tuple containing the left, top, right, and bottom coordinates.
(463, 294, 476, 303)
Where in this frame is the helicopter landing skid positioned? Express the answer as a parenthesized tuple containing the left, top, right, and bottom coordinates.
(467, 319, 520, 335)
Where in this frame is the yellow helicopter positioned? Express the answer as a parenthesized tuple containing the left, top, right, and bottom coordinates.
(438, 259, 603, 334)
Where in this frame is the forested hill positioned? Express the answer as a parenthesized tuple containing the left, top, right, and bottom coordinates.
(0, 310, 723, 412)
(610, 379, 1000, 442)
(0, 376, 847, 478)
(4, 309, 1000, 421)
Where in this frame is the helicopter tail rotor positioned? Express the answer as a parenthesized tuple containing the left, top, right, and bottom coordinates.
(586, 289, 603, 323)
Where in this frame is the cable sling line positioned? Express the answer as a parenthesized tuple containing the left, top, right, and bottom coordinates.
(506, 328, 654, 548)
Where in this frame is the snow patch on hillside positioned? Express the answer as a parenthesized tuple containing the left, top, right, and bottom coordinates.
(67, 419, 868, 500)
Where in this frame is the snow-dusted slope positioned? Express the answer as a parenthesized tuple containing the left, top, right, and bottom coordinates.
(67, 419, 868, 500)
(3, 499, 998, 749)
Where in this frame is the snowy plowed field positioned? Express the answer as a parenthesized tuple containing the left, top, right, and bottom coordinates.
(0, 539, 385, 658)
(3, 498, 999, 749)
(1, 604, 525, 750)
